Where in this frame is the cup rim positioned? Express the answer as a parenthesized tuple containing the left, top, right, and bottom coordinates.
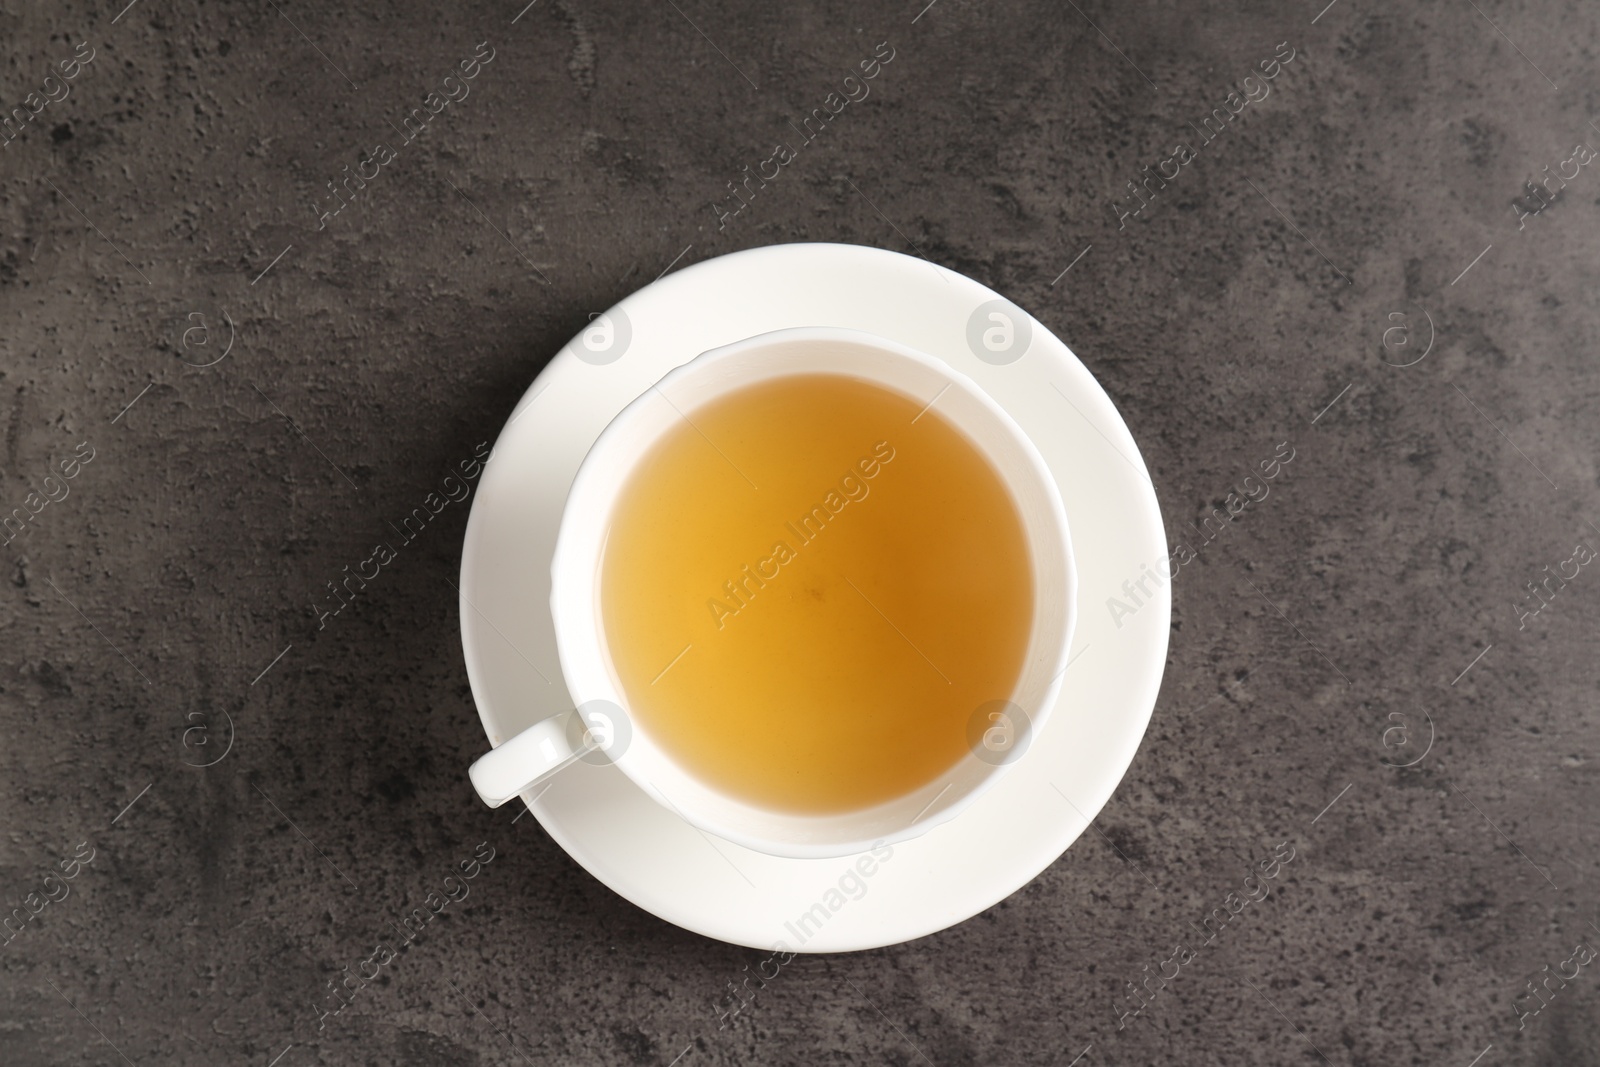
(549, 325, 1077, 859)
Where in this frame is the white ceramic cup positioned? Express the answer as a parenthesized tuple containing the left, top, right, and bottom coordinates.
(468, 326, 1076, 859)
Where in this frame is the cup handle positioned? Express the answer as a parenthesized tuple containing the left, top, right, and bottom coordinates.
(468, 709, 591, 808)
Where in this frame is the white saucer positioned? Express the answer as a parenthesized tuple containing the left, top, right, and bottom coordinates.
(458, 243, 1169, 952)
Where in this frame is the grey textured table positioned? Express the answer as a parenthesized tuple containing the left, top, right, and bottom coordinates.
(3, 1, 1598, 1065)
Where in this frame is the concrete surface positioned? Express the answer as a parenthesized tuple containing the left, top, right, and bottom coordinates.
(3, 0, 1599, 1065)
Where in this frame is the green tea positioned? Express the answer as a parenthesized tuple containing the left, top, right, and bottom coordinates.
(600, 372, 1034, 814)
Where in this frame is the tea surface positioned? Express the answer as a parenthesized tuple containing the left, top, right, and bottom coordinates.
(600, 372, 1033, 814)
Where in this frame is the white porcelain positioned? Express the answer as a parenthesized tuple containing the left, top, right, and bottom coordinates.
(458, 243, 1168, 950)
(468, 327, 1076, 859)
